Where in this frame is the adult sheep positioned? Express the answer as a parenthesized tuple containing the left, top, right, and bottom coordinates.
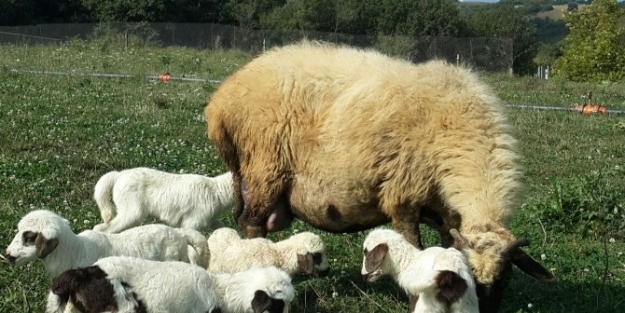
(204, 40, 554, 312)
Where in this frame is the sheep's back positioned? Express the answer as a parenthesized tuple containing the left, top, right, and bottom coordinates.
(208, 236, 281, 273)
(206, 40, 520, 222)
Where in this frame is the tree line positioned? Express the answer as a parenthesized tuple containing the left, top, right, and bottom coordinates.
(1, 0, 623, 81)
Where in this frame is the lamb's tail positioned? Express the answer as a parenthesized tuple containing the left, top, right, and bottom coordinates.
(94, 171, 120, 223)
(178, 228, 211, 269)
(435, 270, 468, 305)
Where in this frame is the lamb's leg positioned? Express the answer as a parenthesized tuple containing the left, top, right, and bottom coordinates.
(409, 295, 419, 312)
(104, 214, 143, 234)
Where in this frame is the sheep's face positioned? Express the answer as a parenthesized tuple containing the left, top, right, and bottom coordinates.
(360, 243, 389, 283)
(296, 250, 329, 277)
(251, 290, 290, 313)
(461, 230, 515, 285)
(3, 211, 66, 265)
(294, 233, 330, 277)
(452, 228, 555, 313)
(4, 230, 59, 265)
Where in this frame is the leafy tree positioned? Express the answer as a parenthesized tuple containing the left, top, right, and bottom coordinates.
(81, 0, 221, 22)
(375, 0, 466, 37)
(259, 0, 317, 30)
(465, 4, 539, 74)
(0, 0, 35, 25)
(553, 0, 625, 82)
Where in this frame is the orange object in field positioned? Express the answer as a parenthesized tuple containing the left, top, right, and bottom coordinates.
(573, 103, 607, 115)
(158, 72, 171, 82)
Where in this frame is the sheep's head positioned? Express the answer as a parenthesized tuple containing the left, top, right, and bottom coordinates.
(251, 290, 288, 313)
(250, 266, 294, 313)
(291, 232, 329, 277)
(3, 210, 67, 265)
(450, 228, 555, 313)
(360, 228, 402, 282)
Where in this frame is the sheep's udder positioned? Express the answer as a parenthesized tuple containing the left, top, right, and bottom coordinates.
(266, 204, 294, 232)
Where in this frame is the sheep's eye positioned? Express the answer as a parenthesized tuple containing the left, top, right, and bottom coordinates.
(22, 231, 38, 245)
(312, 252, 323, 264)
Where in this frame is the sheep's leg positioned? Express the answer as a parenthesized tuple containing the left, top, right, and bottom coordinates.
(390, 206, 423, 249)
(103, 199, 145, 233)
(232, 173, 245, 222)
(238, 175, 292, 238)
(104, 214, 144, 234)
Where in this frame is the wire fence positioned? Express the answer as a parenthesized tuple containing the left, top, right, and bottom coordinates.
(0, 23, 514, 72)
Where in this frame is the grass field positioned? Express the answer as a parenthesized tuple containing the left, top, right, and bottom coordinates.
(1, 41, 624, 313)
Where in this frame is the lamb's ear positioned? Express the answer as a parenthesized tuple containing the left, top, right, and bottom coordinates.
(251, 290, 271, 313)
(510, 249, 556, 282)
(365, 243, 388, 273)
(35, 233, 59, 258)
(297, 253, 314, 275)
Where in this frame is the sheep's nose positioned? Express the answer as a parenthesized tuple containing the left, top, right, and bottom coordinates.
(316, 268, 330, 278)
(2, 250, 16, 264)
(361, 273, 370, 282)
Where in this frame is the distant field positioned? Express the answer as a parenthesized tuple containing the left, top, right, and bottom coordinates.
(1, 41, 624, 313)
(534, 4, 589, 21)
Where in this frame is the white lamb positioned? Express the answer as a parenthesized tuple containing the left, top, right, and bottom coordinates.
(212, 266, 295, 313)
(2, 210, 210, 278)
(207, 227, 329, 277)
(92, 168, 234, 233)
(45, 256, 222, 313)
(361, 228, 479, 313)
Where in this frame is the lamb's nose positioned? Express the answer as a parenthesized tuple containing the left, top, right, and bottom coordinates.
(2, 250, 16, 264)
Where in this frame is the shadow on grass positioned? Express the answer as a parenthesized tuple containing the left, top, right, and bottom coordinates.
(500, 271, 625, 313)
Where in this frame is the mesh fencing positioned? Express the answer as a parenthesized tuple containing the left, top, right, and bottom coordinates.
(0, 23, 513, 72)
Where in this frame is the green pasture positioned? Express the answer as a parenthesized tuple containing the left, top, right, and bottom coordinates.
(0, 41, 624, 313)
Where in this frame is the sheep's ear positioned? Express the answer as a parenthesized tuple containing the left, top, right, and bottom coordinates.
(510, 249, 555, 282)
(251, 290, 271, 313)
(365, 243, 388, 273)
(35, 233, 59, 258)
(297, 253, 314, 275)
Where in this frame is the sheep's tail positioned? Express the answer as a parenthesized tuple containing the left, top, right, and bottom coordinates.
(178, 228, 211, 269)
(94, 171, 120, 223)
(435, 270, 468, 305)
